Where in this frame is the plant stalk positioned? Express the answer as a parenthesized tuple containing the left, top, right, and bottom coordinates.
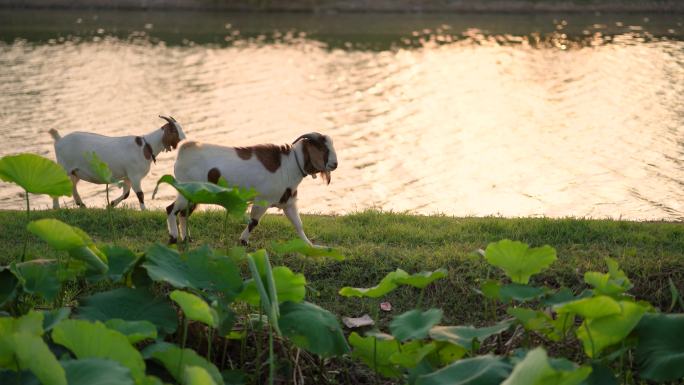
(268, 325, 275, 385)
(177, 317, 188, 380)
(21, 192, 29, 262)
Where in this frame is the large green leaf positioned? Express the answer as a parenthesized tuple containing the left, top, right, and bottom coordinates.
(635, 313, 684, 382)
(584, 258, 632, 297)
(390, 309, 443, 341)
(348, 332, 401, 378)
(481, 280, 545, 303)
(554, 296, 622, 319)
(394, 269, 448, 289)
(143, 244, 243, 300)
(86, 151, 114, 184)
(0, 312, 65, 385)
(27, 219, 108, 273)
(105, 319, 158, 344)
(98, 245, 139, 282)
(41, 307, 71, 332)
(185, 366, 217, 385)
(10, 259, 61, 301)
(0, 267, 18, 307)
(576, 300, 647, 358)
(484, 240, 556, 284)
(170, 290, 219, 328)
(61, 358, 134, 385)
(78, 287, 178, 334)
(278, 301, 349, 357)
(339, 269, 410, 298)
(4, 332, 67, 385)
(429, 319, 513, 351)
(272, 238, 345, 261)
(416, 355, 512, 385)
(507, 307, 572, 342)
(52, 320, 145, 381)
(502, 348, 592, 385)
(0, 153, 72, 196)
(154, 175, 255, 216)
(389, 341, 437, 369)
(239, 265, 306, 306)
(145, 342, 223, 385)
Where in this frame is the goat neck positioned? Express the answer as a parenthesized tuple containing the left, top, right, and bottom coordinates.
(141, 127, 166, 159)
(286, 142, 311, 184)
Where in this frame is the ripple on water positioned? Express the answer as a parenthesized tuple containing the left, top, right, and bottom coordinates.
(0, 18, 682, 220)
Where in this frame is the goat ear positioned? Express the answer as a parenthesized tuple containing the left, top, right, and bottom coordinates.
(305, 141, 326, 171)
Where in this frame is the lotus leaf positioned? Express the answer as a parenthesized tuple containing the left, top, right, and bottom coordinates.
(78, 287, 177, 334)
(10, 259, 61, 301)
(575, 300, 647, 358)
(348, 332, 401, 378)
(143, 244, 243, 300)
(170, 290, 219, 328)
(52, 319, 145, 381)
(416, 355, 512, 385)
(105, 319, 158, 343)
(239, 265, 306, 306)
(389, 341, 437, 368)
(502, 348, 592, 385)
(429, 319, 513, 351)
(41, 307, 71, 332)
(185, 366, 217, 385)
(61, 358, 134, 385)
(484, 240, 556, 284)
(0, 153, 72, 197)
(584, 258, 632, 297)
(339, 269, 410, 298)
(3, 332, 66, 385)
(278, 301, 349, 357)
(86, 151, 114, 184)
(0, 267, 18, 307)
(154, 174, 255, 216)
(145, 342, 223, 385)
(634, 313, 684, 381)
(394, 269, 448, 289)
(271, 238, 345, 261)
(554, 296, 622, 319)
(390, 308, 443, 341)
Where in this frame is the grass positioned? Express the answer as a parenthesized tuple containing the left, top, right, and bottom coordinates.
(1, 208, 683, 328)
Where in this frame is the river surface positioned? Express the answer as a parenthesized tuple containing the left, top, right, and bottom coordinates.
(0, 10, 682, 219)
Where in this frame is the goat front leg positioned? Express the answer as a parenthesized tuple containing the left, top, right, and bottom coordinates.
(130, 178, 145, 210)
(70, 174, 86, 208)
(283, 203, 314, 247)
(239, 204, 268, 246)
(110, 179, 131, 207)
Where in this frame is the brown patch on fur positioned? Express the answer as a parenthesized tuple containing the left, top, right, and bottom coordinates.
(279, 188, 292, 204)
(248, 218, 259, 232)
(207, 168, 221, 184)
(161, 123, 181, 150)
(179, 203, 197, 217)
(236, 144, 291, 173)
(136, 191, 144, 204)
(143, 143, 154, 162)
(135, 136, 143, 146)
(235, 147, 253, 160)
(166, 202, 175, 215)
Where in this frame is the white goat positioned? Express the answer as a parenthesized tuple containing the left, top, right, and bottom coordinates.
(164, 132, 338, 246)
(49, 116, 186, 210)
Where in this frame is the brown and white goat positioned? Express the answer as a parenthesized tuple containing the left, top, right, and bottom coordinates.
(49, 116, 185, 210)
(164, 132, 338, 246)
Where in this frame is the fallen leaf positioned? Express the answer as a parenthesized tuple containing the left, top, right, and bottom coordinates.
(342, 314, 375, 329)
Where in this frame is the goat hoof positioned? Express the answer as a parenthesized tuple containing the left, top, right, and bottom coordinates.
(240, 239, 248, 246)
(77, 203, 86, 208)
(168, 235, 177, 244)
(185, 236, 194, 244)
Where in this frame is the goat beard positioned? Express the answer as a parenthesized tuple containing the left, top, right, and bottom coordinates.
(320, 171, 331, 185)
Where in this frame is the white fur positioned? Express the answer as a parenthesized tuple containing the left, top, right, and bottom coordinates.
(49, 119, 185, 210)
(165, 134, 337, 246)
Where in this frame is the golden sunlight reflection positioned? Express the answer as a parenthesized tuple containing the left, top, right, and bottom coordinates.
(0, 31, 682, 220)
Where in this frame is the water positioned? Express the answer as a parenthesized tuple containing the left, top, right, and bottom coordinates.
(1, 10, 682, 219)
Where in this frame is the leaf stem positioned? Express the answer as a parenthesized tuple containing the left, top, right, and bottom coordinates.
(178, 317, 188, 380)
(21, 191, 29, 262)
(269, 324, 275, 385)
(583, 322, 597, 358)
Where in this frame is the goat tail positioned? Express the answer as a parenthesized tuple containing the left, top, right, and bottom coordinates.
(48, 128, 61, 142)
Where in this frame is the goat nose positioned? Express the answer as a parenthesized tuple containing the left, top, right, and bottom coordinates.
(330, 162, 338, 170)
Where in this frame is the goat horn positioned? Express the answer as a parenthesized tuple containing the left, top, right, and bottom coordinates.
(292, 132, 322, 144)
(159, 115, 174, 124)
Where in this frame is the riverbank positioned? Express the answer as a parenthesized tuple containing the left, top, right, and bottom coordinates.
(0, 0, 682, 12)
(2, 209, 683, 325)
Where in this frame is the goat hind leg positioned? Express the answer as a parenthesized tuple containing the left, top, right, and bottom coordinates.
(110, 179, 131, 207)
(70, 174, 86, 208)
(239, 204, 268, 246)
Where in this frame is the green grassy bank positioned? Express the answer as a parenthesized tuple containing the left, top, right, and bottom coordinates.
(1, 209, 683, 326)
